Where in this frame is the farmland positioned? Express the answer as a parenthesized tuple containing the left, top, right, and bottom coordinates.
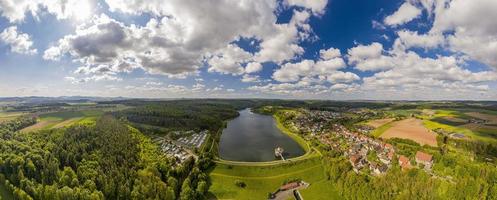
(380, 118, 438, 146)
(20, 110, 103, 132)
(366, 118, 394, 128)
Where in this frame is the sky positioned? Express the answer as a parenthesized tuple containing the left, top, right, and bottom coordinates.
(0, 0, 497, 100)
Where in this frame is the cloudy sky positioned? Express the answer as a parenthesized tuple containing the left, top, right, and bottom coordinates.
(0, 0, 496, 100)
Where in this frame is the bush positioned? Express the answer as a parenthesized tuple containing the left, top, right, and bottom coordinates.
(234, 180, 246, 188)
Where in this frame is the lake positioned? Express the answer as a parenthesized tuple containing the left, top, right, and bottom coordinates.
(218, 108, 305, 162)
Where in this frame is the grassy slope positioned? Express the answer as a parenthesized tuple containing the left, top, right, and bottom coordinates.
(209, 157, 340, 200)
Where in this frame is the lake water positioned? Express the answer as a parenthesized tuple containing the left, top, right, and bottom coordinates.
(218, 108, 305, 162)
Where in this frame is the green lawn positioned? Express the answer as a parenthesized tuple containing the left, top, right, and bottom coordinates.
(209, 157, 341, 200)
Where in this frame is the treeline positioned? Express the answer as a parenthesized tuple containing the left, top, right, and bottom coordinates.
(0, 116, 214, 200)
(0, 116, 36, 133)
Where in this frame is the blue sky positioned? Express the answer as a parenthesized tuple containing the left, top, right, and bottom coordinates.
(0, 0, 496, 100)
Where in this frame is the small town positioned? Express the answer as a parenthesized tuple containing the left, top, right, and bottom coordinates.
(289, 109, 434, 176)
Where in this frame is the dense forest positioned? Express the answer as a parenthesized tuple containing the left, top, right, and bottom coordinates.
(0, 116, 214, 200)
(110, 100, 253, 132)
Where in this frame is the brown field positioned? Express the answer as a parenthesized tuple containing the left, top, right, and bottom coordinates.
(380, 118, 438, 147)
(20, 120, 55, 132)
(367, 118, 394, 128)
(466, 112, 497, 124)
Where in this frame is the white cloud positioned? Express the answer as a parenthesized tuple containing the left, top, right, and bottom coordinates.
(347, 42, 394, 71)
(0, 0, 95, 22)
(272, 46, 350, 83)
(241, 74, 261, 83)
(284, 0, 328, 15)
(395, 30, 444, 50)
(245, 62, 263, 74)
(319, 47, 341, 60)
(0, 26, 37, 55)
(428, 0, 497, 69)
(42, 1, 324, 81)
(326, 71, 360, 83)
(207, 44, 252, 75)
(384, 2, 422, 26)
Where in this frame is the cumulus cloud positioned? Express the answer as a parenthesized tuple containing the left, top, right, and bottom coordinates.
(347, 42, 394, 71)
(0, 26, 37, 55)
(245, 62, 263, 74)
(284, 0, 328, 15)
(395, 30, 444, 50)
(384, 2, 422, 26)
(272, 47, 351, 83)
(241, 74, 261, 83)
(326, 71, 360, 83)
(360, 51, 497, 93)
(428, 0, 497, 69)
(207, 44, 252, 75)
(41, 0, 323, 81)
(0, 0, 95, 22)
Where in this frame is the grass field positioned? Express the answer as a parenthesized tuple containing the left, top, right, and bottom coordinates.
(20, 110, 103, 132)
(209, 157, 340, 200)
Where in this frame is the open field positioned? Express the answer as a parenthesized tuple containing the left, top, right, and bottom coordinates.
(466, 112, 497, 124)
(209, 157, 340, 200)
(20, 110, 103, 132)
(367, 118, 394, 128)
(380, 118, 438, 146)
(416, 109, 497, 143)
(0, 112, 25, 123)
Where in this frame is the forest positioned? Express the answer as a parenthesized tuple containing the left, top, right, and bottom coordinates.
(0, 116, 214, 200)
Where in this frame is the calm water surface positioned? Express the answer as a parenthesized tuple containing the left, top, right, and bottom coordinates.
(218, 108, 305, 162)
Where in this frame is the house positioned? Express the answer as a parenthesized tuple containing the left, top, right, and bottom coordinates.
(384, 143, 394, 152)
(280, 182, 300, 191)
(415, 151, 433, 170)
(349, 154, 364, 172)
(370, 163, 388, 175)
(398, 155, 412, 170)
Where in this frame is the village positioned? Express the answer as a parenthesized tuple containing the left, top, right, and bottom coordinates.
(289, 109, 434, 176)
(152, 130, 209, 164)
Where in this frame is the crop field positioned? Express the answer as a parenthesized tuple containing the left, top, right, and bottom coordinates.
(380, 118, 438, 146)
(419, 109, 497, 143)
(0, 112, 25, 123)
(465, 112, 497, 125)
(367, 118, 394, 128)
(20, 110, 103, 132)
(208, 157, 340, 200)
